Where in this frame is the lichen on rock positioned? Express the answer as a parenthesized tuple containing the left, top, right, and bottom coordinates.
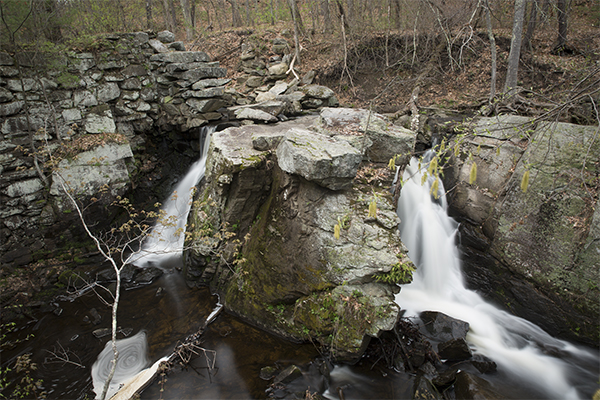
(183, 112, 415, 360)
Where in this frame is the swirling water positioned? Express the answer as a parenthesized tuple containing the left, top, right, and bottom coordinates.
(395, 155, 599, 399)
(91, 331, 149, 399)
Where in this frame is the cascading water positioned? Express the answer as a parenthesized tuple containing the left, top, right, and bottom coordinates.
(395, 153, 598, 399)
(92, 127, 215, 399)
(129, 126, 215, 268)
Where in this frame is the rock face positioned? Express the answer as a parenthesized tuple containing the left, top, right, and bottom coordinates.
(276, 128, 362, 190)
(184, 112, 415, 361)
(0, 32, 232, 267)
(443, 115, 600, 344)
(50, 143, 134, 211)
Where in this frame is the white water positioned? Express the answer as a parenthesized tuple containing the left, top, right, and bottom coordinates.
(395, 155, 598, 399)
(92, 127, 215, 399)
(91, 331, 150, 400)
(130, 126, 215, 268)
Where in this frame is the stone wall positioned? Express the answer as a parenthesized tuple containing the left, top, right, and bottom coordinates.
(0, 31, 232, 267)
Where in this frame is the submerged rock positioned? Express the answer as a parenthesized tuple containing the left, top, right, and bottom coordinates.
(419, 311, 470, 343)
(454, 371, 503, 400)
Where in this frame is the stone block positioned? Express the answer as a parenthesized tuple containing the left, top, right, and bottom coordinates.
(0, 52, 14, 65)
(149, 39, 169, 53)
(0, 101, 24, 116)
(97, 82, 121, 102)
(157, 30, 175, 43)
(62, 108, 82, 122)
(186, 98, 226, 113)
(85, 106, 116, 133)
(150, 51, 211, 64)
(276, 128, 362, 190)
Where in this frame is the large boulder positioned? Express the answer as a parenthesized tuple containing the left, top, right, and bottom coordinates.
(50, 142, 134, 210)
(184, 115, 410, 361)
(444, 116, 600, 345)
(316, 107, 416, 164)
(276, 128, 362, 190)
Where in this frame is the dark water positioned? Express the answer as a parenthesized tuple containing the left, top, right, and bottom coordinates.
(1, 267, 320, 399)
(2, 260, 597, 399)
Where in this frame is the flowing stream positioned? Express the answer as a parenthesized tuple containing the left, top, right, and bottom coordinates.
(91, 126, 216, 399)
(395, 154, 599, 399)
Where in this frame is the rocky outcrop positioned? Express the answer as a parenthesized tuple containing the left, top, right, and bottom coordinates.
(1, 31, 343, 268)
(0, 31, 234, 266)
(184, 111, 416, 361)
(230, 39, 338, 120)
(443, 115, 600, 345)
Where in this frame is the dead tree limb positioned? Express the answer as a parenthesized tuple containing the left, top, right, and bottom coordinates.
(109, 300, 223, 400)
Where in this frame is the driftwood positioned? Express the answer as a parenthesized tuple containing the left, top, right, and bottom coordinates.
(109, 300, 223, 400)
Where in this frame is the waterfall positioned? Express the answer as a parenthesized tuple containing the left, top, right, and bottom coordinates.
(395, 155, 598, 399)
(130, 126, 215, 268)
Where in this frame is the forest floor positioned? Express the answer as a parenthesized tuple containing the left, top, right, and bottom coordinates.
(192, 13, 599, 124)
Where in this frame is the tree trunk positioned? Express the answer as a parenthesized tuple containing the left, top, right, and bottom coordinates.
(484, 0, 497, 102)
(270, 0, 275, 25)
(322, 0, 331, 33)
(245, 0, 253, 26)
(191, 0, 196, 29)
(522, 0, 538, 52)
(554, 0, 569, 51)
(146, 0, 153, 31)
(288, 0, 304, 34)
(169, 0, 177, 33)
(162, 0, 176, 32)
(162, 0, 172, 31)
(504, 0, 526, 93)
(289, 0, 301, 64)
(392, 0, 402, 29)
(346, 0, 354, 28)
(180, 0, 194, 41)
(227, 0, 243, 27)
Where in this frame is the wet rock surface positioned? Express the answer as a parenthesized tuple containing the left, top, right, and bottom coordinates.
(442, 115, 600, 345)
(184, 111, 414, 361)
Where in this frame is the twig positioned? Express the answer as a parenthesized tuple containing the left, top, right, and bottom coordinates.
(286, 52, 300, 80)
(44, 341, 85, 369)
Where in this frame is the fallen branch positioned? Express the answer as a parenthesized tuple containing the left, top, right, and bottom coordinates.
(109, 299, 223, 400)
(286, 52, 300, 80)
(44, 341, 85, 369)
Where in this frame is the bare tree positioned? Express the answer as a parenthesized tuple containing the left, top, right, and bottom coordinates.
(522, 0, 538, 52)
(180, 0, 195, 40)
(288, 0, 305, 34)
(322, 0, 332, 33)
(226, 0, 243, 27)
(288, 0, 302, 64)
(245, 0, 254, 26)
(484, 0, 497, 102)
(162, 0, 176, 32)
(146, 0, 153, 30)
(504, 0, 527, 93)
(553, 0, 569, 53)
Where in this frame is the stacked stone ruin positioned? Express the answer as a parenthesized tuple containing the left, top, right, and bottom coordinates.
(0, 30, 341, 267)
